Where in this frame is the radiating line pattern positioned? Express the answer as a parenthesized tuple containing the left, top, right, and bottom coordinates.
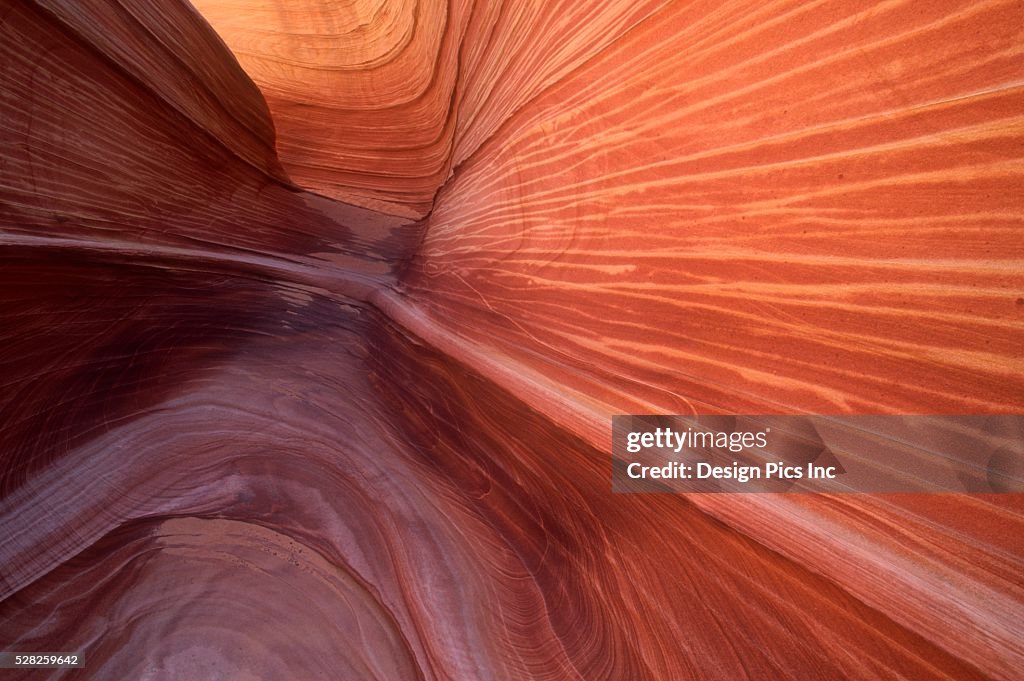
(407, 0, 1024, 416)
(0, 0, 1022, 679)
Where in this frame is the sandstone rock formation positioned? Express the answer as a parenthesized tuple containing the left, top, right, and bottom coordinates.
(1, 0, 1022, 678)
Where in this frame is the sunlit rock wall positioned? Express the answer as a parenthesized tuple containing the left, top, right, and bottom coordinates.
(1, 0, 1022, 679)
(188, 0, 668, 217)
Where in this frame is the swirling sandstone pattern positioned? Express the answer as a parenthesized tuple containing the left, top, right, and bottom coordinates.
(1, 0, 1022, 679)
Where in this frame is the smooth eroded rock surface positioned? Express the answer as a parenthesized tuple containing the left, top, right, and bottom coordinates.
(1, 0, 1022, 679)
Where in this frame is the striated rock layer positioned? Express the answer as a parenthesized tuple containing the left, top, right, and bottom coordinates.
(1, 0, 1022, 679)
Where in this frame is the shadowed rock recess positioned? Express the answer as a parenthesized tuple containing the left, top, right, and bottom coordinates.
(1, 0, 1022, 679)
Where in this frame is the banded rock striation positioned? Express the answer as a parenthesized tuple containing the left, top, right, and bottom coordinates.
(1, 0, 1022, 679)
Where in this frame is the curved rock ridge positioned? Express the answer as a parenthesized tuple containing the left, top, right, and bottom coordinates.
(189, 0, 668, 217)
(1, 0, 1022, 680)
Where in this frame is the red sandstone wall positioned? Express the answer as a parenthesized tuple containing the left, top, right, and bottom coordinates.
(1, 0, 1022, 679)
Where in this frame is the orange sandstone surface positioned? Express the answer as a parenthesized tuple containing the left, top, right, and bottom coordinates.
(1, 0, 1022, 679)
